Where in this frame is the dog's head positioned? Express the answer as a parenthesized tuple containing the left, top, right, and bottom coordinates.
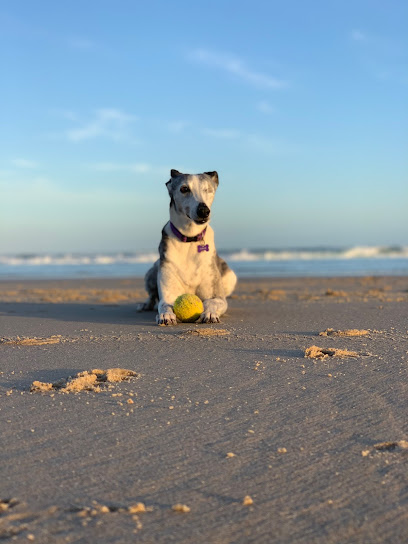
(166, 169, 219, 225)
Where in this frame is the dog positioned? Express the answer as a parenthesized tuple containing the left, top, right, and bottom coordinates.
(138, 169, 237, 325)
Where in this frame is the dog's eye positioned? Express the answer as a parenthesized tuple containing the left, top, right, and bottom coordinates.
(180, 186, 190, 194)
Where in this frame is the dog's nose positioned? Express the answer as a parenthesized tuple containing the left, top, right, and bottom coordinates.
(196, 202, 210, 219)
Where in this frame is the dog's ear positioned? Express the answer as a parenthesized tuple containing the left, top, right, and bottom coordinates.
(205, 171, 219, 186)
(166, 179, 173, 196)
(171, 169, 182, 178)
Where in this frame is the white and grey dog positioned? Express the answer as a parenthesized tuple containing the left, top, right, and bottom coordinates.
(139, 169, 237, 325)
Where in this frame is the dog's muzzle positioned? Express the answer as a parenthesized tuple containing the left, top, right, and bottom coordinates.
(195, 202, 210, 223)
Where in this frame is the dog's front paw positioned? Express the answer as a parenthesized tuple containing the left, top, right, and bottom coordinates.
(197, 311, 221, 324)
(156, 312, 178, 326)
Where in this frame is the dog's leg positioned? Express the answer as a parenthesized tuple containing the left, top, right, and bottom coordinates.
(156, 265, 182, 326)
(222, 269, 237, 297)
(136, 261, 159, 312)
(196, 273, 228, 323)
(197, 297, 228, 323)
(216, 256, 237, 297)
(136, 297, 157, 312)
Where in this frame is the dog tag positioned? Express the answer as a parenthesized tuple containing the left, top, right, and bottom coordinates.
(197, 244, 209, 253)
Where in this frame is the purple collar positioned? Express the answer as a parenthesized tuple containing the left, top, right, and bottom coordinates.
(170, 222, 207, 243)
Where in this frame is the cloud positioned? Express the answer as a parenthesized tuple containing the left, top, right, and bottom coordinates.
(256, 101, 275, 114)
(202, 128, 241, 140)
(67, 37, 98, 50)
(202, 127, 293, 154)
(0, 169, 16, 179)
(92, 162, 150, 173)
(11, 158, 38, 169)
(167, 121, 190, 133)
(351, 29, 367, 42)
(66, 109, 138, 142)
(349, 29, 405, 82)
(188, 49, 287, 89)
(66, 36, 113, 56)
(90, 162, 169, 176)
(49, 109, 81, 123)
(245, 134, 288, 154)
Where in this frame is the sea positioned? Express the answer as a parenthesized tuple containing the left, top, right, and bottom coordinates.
(1, 246, 408, 280)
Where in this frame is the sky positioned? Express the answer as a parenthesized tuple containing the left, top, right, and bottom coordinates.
(0, 0, 407, 254)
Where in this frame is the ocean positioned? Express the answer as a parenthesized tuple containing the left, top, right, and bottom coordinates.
(1, 246, 408, 280)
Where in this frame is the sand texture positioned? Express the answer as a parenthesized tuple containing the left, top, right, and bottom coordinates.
(1, 275, 408, 543)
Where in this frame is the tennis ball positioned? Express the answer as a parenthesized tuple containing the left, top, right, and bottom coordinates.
(173, 294, 204, 323)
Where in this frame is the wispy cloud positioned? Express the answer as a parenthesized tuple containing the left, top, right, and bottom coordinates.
(66, 109, 138, 142)
(66, 36, 113, 56)
(256, 100, 275, 114)
(11, 158, 38, 169)
(92, 162, 150, 173)
(90, 162, 169, 176)
(188, 49, 287, 89)
(203, 127, 293, 154)
(245, 134, 289, 154)
(0, 169, 16, 180)
(349, 28, 405, 82)
(351, 29, 367, 42)
(202, 128, 241, 140)
(167, 121, 190, 133)
(67, 36, 98, 50)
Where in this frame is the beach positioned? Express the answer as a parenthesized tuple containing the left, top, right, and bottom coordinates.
(1, 275, 408, 543)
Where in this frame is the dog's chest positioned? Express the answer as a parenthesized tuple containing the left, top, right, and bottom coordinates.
(165, 234, 215, 287)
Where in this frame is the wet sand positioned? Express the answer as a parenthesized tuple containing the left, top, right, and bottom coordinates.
(1, 276, 408, 543)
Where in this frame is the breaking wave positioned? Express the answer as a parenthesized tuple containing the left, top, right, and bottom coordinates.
(1, 246, 407, 267)
(1, 246, 407, 279)
(225, 246, 408, 262)
(0, 252, 158, 267)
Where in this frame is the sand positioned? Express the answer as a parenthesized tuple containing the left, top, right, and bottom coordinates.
(181, 328, 230, 337)
(30, 368, 137, 393)
(319, 328, 370, 337)
(304, 345, 360, 359)
(1, 275, 408, 543)
(0, 335, 62, 346)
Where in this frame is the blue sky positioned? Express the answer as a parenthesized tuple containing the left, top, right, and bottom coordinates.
(1, 0, 407, 254)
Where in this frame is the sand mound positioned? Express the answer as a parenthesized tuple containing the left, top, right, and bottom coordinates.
(30, 368, 137, 393)
(1, 336, 62, 346)
(256, 289, 286, 300)
(183, 329, 230, 337)
(373, 440, 408, 451)
(0, 287, 146, 304)
(325, 289, 348, 297)
(172, 504, 190, 513)
(319, 328, 369, 337)
(0, 498, 19, 514)
(305, 345, 359, 359)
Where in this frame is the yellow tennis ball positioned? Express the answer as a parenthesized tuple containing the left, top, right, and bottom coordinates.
(173, 294, 204, 323)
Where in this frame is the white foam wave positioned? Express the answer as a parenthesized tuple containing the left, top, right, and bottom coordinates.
(0, 253, 158, 267)
(224, 246, 408, 262)
(0, 246, 407, 267)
